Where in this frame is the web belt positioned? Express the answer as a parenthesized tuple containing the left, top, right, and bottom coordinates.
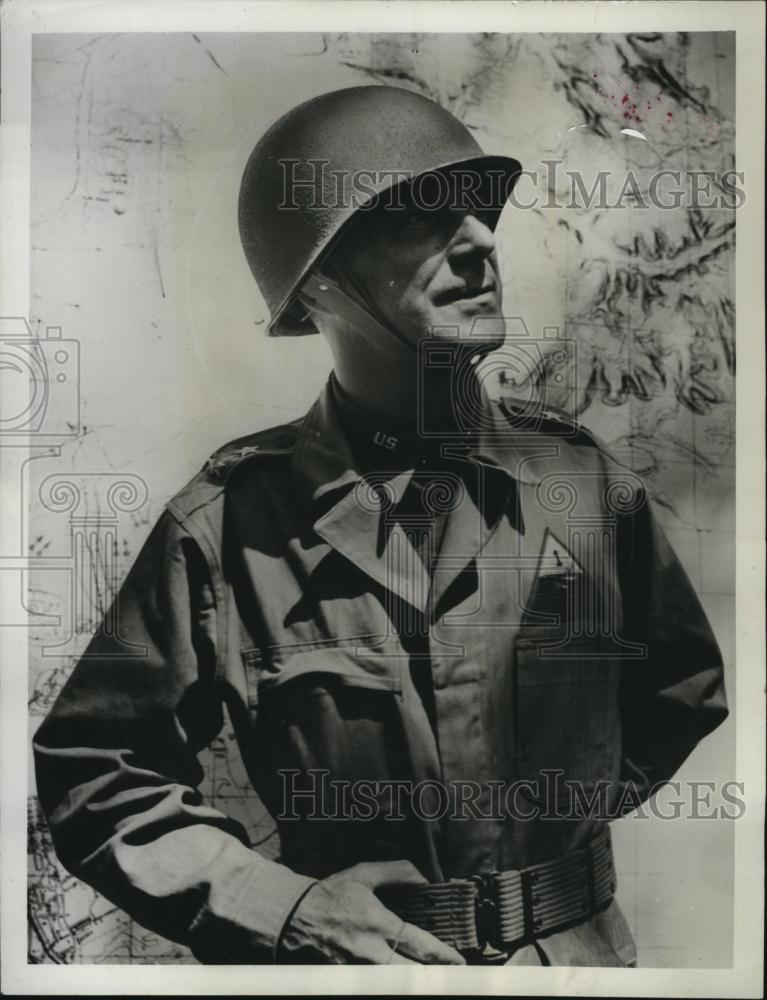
(378, 828, 616, 955)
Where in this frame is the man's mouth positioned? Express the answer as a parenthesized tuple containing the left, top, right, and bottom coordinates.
(434, 283, 496, 305)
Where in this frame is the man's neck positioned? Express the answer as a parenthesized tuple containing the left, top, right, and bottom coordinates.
(330, 343, 489, 436)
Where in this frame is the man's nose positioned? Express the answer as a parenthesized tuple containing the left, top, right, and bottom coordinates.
(446, 211, 496, 264)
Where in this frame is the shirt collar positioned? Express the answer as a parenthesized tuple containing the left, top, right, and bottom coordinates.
(291, 374, 569, 525)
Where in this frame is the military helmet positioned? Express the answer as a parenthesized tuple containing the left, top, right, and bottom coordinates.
(238, 85, 522, 336)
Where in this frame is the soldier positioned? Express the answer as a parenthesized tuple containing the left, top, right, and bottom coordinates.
(33, 86, 727, 966)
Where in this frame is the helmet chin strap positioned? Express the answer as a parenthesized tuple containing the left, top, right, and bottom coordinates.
(300, 263, 500, 367)
(299, 264, 501, 437)
(300, 264, 418, 356)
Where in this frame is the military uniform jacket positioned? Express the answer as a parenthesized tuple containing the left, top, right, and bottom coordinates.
(33, 379, 728, 965)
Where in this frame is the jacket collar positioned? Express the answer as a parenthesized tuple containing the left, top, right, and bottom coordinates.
(290, 382, 428, 611)
(291, 378, 567, 494)
(290, 377, 565, 613)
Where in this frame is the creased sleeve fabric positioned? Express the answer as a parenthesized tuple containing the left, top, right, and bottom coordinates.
(617, 491, 729, 800)
(32, 510, 316, 963)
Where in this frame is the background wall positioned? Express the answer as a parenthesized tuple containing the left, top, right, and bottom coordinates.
(26, 32, 735, 966)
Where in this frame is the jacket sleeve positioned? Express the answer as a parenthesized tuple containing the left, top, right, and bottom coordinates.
(616, 489, 729, 800)
(32, 510, 316, 963)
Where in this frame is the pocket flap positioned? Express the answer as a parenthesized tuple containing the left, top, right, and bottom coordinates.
(242, 638, 404, 704)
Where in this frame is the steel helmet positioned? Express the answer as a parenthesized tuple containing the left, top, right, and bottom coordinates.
(238, 85, 522, 336)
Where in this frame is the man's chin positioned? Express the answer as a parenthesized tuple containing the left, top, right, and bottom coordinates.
(429, 307, 506, 351)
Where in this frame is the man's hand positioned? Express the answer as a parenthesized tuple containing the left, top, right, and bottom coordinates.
(277, 860, 466, 964)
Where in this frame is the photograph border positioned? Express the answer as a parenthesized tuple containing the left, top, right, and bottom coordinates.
(1, 1, 764, 995)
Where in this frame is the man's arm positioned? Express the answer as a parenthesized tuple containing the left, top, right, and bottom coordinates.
(32, 511, 317, 963)
(617, 490, 729, 799)
(32, 508, 464, 965)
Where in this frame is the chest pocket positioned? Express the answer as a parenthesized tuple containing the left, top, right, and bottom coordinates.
(512, 568, 622, 794)
(241, 638, 411, 805)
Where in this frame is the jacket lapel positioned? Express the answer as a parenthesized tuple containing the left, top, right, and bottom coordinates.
(291, 384, 431, 614)
(427, 445, 514, 615)
(290, 384, 573, 620)
(427, 398, 573, 617)
(312, 469, 432, 615)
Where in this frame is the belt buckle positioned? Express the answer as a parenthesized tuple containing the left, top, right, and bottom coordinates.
(470, 872, 503, 953)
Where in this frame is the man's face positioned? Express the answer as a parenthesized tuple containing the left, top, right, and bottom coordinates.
(332, 175, 505, 350)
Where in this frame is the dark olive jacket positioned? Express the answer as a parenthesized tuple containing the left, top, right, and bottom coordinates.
(33, 380, 727, 964)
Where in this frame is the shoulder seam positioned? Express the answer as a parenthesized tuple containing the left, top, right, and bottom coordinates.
(204, 418, 302, 485)
(166, 480, 225, 522)
(166, 417, 303, 518)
